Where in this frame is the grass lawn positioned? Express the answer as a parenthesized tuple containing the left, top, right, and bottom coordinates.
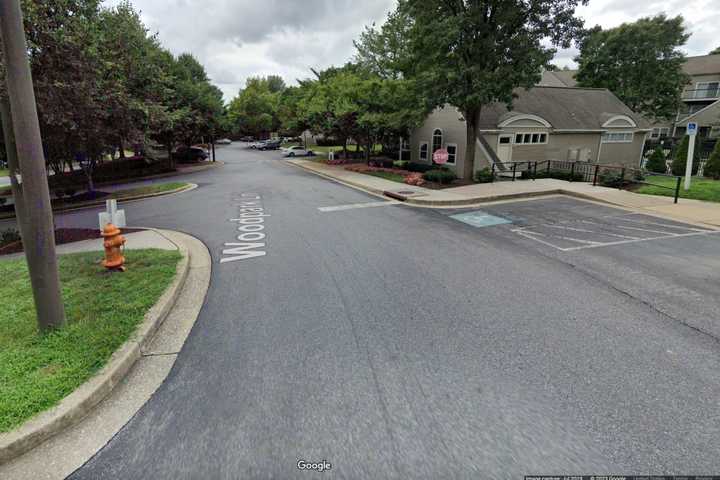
(0, 168, 8, 177)
(636, 176, 720, 202)
(109, 182, 189, 199)
(364, 171, 406, 183)
(0, 249, 181, 432)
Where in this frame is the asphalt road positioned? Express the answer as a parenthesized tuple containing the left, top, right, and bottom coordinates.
(60, 144, 720, 478)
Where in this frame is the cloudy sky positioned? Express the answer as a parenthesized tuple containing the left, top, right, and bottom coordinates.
(105, 0, 720, 102)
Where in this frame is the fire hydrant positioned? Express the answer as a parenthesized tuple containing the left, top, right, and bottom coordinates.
(101, 223, 126, 271)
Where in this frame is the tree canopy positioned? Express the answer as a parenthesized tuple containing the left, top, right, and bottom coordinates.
(575, 15, 689, 122)
(711, 46, 720, 55)
(0, 0, 225, 177)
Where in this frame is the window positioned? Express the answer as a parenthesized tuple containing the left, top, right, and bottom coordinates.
(513, 132, 548, 145)
(401, 138, 410, 152)
(710, 126, 720, 139)
(601, 132, 634, 143)
(499, 136, 511, 144)
(695, 82, 720, 99)
(432, 129, 443, 154)
(446, 144, 457, 164)
(651, 127, 669, 139)
(419, 142, 429, 161)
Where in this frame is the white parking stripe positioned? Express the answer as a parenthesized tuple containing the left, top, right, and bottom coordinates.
(318, 200, 400, 212)
(611, 217, 708, 232)
(545, 224, 640, 240)
(561, 231, 720, 251)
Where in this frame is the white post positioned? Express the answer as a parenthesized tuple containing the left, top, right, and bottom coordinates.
(684, 123, 697, 191)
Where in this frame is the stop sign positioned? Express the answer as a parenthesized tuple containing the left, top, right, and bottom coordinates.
(433, 148, 449, 165)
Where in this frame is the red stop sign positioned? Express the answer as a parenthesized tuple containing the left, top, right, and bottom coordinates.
(433, 148, 449, 165)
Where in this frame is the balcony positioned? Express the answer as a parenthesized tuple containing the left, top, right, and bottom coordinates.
(682, 85, 720, 101)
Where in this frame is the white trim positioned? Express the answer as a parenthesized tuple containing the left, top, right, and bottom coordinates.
(602, 115, 637, 128)
(512, 132, 548, 145)
(693, 81, 720, 100)
(496, 134, 514, 162)
(445, 143, 458, 165)
(431, 128, 443, 154)
(419, 141, 429, 162)
(499, 114, 552, 128)
(601, 131, 634, 143)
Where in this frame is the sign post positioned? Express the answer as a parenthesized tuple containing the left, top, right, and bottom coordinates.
(684, 122, 697, 191)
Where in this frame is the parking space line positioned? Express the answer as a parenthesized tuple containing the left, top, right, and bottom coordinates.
(608, 223, 684, 236)
(545, 224, 640, 240)
(610, 217, 708, 232)
(560, 230, 720, 252)
(318, 200, 400, 212)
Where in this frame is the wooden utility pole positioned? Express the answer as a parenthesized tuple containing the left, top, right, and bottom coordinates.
(0, 0, 66, 331)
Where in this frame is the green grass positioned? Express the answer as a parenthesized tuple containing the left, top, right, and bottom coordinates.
(0, 249, 181, 432)
(109, 182, 189, 199)
(364, 171, 406, 183)
(0, 168, 8, 177)
(636, 176, 720, 202)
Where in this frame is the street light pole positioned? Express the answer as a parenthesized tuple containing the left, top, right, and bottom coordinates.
(0, 0, 66, 331)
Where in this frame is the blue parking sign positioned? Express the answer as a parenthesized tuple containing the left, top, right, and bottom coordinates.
(686, 122, 698, 135)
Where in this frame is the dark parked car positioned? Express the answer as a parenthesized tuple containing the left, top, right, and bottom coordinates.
(173, 146, 208, 163)
(239, 136, 254, 142)
(258, 139, 282, 151)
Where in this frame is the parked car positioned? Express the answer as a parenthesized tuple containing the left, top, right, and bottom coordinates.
(239, 136, 254, 142)
(249, 140, 267, 149)
(258, 139, 282, 151)
(173, 146, 208, 163)
(283, 145, 315, 157)
(215, 138, 232, 145)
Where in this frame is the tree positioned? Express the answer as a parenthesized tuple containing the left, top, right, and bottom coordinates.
(645, 146, 667, 173)
(401, 0, 585, 179)
(575, 15, 689, 121)
(703, 140, 720, 179)
(354, 3, 414, 79)
(671, 135, 700, 176)
(227, 76, 283, 137)
(711, 46, 720, 55)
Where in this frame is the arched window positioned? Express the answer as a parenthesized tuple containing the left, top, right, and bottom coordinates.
(432, 129, 443, 154)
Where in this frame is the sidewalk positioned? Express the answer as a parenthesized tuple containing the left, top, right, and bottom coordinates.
(0, 229, 177, 261)
(288, 159, 720, 228)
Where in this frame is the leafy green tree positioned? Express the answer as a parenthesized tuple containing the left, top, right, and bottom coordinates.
(703, 140, 720, 179)
(401, 0, 585, 179)
(575, 15, 689, 121)
(354, 2, 414, 79)
(645, 146, 668, 173)
(671, 135, 700, 176)
(711, 46, 720, 55)
(227, 77, 283, 137)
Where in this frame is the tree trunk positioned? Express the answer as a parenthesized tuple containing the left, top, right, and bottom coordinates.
(118, 139, 126, 159)
(0, 97, 30, 244)
(167, 143, 175, 170)
(463, 108, 480, 180)
(342, 138, 347, 160)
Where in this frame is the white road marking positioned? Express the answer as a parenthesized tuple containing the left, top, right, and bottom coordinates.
(318, 200, 400, 212)
(611, 217, 708, 232)
(560, 231, 720, 251)
(544, 224, 640, 240)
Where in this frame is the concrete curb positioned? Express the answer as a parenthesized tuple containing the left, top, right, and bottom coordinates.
(286, 160, 389, 199)
(0, 235, 191, 465)
(0, 182, 197, 220)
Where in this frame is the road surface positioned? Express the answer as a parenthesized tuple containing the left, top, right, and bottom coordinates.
(56, 144, 720, 478)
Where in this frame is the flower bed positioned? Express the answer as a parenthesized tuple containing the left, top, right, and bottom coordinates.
(344, 164, 425, 186)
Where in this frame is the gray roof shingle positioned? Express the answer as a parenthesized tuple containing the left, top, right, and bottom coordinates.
(477, 86, 651, 130)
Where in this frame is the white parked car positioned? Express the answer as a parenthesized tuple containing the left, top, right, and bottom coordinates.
(283, 145, 315, 157)
(215, 138, 232, 145)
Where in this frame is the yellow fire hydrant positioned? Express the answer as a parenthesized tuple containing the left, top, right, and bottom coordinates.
(101, 223, 126, 271)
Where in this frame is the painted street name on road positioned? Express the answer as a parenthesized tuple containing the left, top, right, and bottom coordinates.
(220, 193, 268, 263)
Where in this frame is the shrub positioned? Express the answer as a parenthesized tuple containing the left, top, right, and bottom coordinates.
(645, 146, 668, 174)
(406, 162, 435, 173)
(0, 228, 21, 247)
(703, 140, 720, 179)
(393, 160, 409, 169)
(423, 169, 457, 184)
(475, 168, 494, 183)
(671, 136, 700, 176)
(598, 170, 624, 188)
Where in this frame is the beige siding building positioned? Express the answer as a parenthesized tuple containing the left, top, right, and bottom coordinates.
(410, 86, 651, 179)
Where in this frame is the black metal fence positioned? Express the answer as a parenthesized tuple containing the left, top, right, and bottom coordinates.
(490, 160, 683, 204)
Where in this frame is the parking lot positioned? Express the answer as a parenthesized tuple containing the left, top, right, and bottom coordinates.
(445, 195, 718, 252)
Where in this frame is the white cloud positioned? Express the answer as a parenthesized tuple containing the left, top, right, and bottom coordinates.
(103, 0, 719, 99)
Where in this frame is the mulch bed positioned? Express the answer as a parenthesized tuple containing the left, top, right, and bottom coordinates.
(0, 227, 144, 256)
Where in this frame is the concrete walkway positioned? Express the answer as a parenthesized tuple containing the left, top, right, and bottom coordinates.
(289, 159, 720, 228)
(1, 229, 177, 261)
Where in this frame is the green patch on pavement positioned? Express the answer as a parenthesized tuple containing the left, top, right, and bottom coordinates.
(0, 249, 181, 432)
(636, 176, 720, 203)
(0, 169, 8, 177)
